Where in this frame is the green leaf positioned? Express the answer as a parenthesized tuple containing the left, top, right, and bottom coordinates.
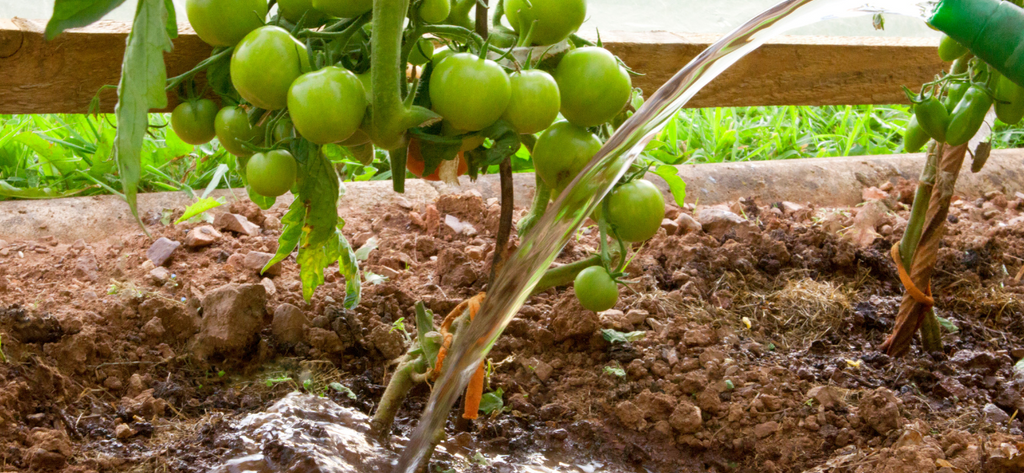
(174, 197, 224, 224)
(415, 302, 440, 370)
(329, 382, 357, 399)
(354, 236, 379, 261)
(247, 183, 277, 210)
(465, 120, 521, 177)
(603, 365, 626, 377)
(46, 0, 129, 40)
(12, 132, 80, 176)
(265, 199, 304, 269)
(113, 0, 173, 235)
(936, 316, 959, 334)
(0, 181, 89, 199)
(653, 165, 687, 206)
(409, 129, 463, 177)
(163, 0, 177, 39)
(601, 329, 646, 344)
(337, 231, 361, 309)
(479, 388, 505, 415)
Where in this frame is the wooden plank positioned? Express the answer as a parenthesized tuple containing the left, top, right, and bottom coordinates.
(0, 20, 944, 114)
(0, 18, 213, 114)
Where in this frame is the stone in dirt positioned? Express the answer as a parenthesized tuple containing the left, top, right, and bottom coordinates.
(675, 213, 703, 235)
(858, 387, 902, 435)
(365, 323, 405, 360)
(184, 225, 222, 248)
(260, 277, 277, 296)
(661, 218, 680, 236)
(146, 237, 180, 266)
(550, 295, 599, 341)
(73, 252, 99, 281)
(244, 251, 282, 276)
(983, 403, 1010, 423)
(23, 429, 72, 470)
(149, 267, 171, 284)
(696, 207, 749, 238)
(191, 283, 268, 361)
(142, 317, 165, 339)
(615, 400, 647, 431)
(308, 327, 346, 354)
(807, 385, 843, 410)
(139, 297, 199, 341)
(115, 423, 136, 439)
(754, 420, 779, 439)
(272, 303, 308, 346)
(669, 403, 702, 433)
(215, 213, 261, 236)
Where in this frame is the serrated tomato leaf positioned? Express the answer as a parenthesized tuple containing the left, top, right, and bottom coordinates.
(175, 197, 224, 224)
(46, 0, 129, 40)
(113, 0, 173, 235)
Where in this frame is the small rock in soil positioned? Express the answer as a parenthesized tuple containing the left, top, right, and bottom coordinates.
(696, 208, 748, 238)
(983, 403, 1011, 423)
(73, 252, 99, 281)
(615, 400, 646, 431)
(146, 237, 180, 266)
(191, 283, 268, 361)
(115, 423, 136, 439)
(149, 267, 171, 284)
(184, 225, 222, 248)
(216, 213, 261, 236)
(661, 218, 679, 236)
(244, 251, 282, 276)
(754, 421, 779, 439)
(807, 385, 843, 410)
(859, 387, 902, 435)
(366, 324, 405, 360)
(272, 303, 308, 346)
(934, 376, 969, 399)
(139, 297, 200, 341)
(142, 317, 165, 339)
(24, 429, 72, 470)
(550, 295, 599, 341)
(260, 277, 277, 296)
(670, 403, 702, 433)
(528, 358, 554, 382)
(674, 213, 702, 235)
(308, 328, 346, 355)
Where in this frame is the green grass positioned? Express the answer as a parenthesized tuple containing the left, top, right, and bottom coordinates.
(2, 105, 1023, 201)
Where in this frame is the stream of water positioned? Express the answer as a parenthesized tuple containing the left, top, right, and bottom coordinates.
(395, 0, 937, 471)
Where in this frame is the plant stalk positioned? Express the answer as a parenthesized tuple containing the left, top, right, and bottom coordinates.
(370, 355, 422, 442)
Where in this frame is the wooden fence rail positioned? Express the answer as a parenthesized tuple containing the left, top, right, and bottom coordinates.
(0, 18, 945, 114)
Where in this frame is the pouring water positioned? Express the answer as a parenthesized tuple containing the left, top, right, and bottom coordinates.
(394, 0, 938, 470)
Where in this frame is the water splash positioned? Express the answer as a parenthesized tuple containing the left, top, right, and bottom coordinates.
(395, 0, 936, 470)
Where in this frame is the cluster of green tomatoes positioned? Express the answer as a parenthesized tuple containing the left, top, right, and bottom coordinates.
(172, 0, 667, 311)
(903, 34, 1024, 153)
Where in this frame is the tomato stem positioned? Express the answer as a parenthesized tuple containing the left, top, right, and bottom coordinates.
(165, 47, 232, 92)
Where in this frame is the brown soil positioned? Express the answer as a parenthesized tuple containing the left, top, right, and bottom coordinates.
(2, 183, 1024, 473)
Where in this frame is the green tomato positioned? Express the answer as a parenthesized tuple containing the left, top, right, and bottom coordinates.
(287, 66, 367, 144)
(311, 0, 373, 17)
(995, 75, 1024, 125)
(215, 106, 264, 157)
(946, 85, 993, 146)
(554, 47, 632, 128)
(574, 266, 618, 312)
(937, 35, 969, 62)
(504, 0, 586, 46)
(601, 179, 665, 243)
(171, 99, 218, 145)
(272, 118, 295, 143)
(502, 69, 561, 135)
(277, 0, 325, 24)
(408, 38, 436, 66)
(419, 0, 451, 23)
(247, 149, 298, 197)
(186, 0, 268, 47)
(429, 53, 511, 132)
(231, 26, 310, 110)
(902, 115, 930, 153)
(532, 121, 601, 193)
(944, 82, 969, 113)
(913, 96, 950, 143)
(431, 46, 455, 68)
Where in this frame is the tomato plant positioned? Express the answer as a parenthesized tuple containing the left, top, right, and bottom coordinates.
(937, 35, 968, 62)
(231, 26, 311, 111)
(408, 38, 436, 66)
(913, 95, 950, 143)
(574, 266, 619, 312)
(502, 70, 561, 135)
(995, 75, 1024, 124)
(429, 53, 512, 132)
(601, 179, 665, 243)
(504, 0, 586, 46)
(247, 149, 298, 197)
(214, 106, 264, 157)
(171, 99, 218, 145)
(532, 121, 602, 193)
(902, 115, 930, 153)
(287, 66, 368, 145)
(185, 0, 268, 47)
(554, 47, 633, 128)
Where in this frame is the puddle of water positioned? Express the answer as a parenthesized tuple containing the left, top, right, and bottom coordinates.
(212, 393, 629, 473)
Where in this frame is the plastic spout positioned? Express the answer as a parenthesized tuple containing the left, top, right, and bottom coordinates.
(929, 0, 1024, 88)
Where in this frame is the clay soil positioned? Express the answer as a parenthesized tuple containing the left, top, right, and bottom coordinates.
(2, 179, 1024, 473)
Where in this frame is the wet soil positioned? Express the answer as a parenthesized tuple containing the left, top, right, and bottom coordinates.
(1, 182, 1024, 473)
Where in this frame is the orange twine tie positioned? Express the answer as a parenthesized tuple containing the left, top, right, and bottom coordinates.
(891, 244, 935, 307)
